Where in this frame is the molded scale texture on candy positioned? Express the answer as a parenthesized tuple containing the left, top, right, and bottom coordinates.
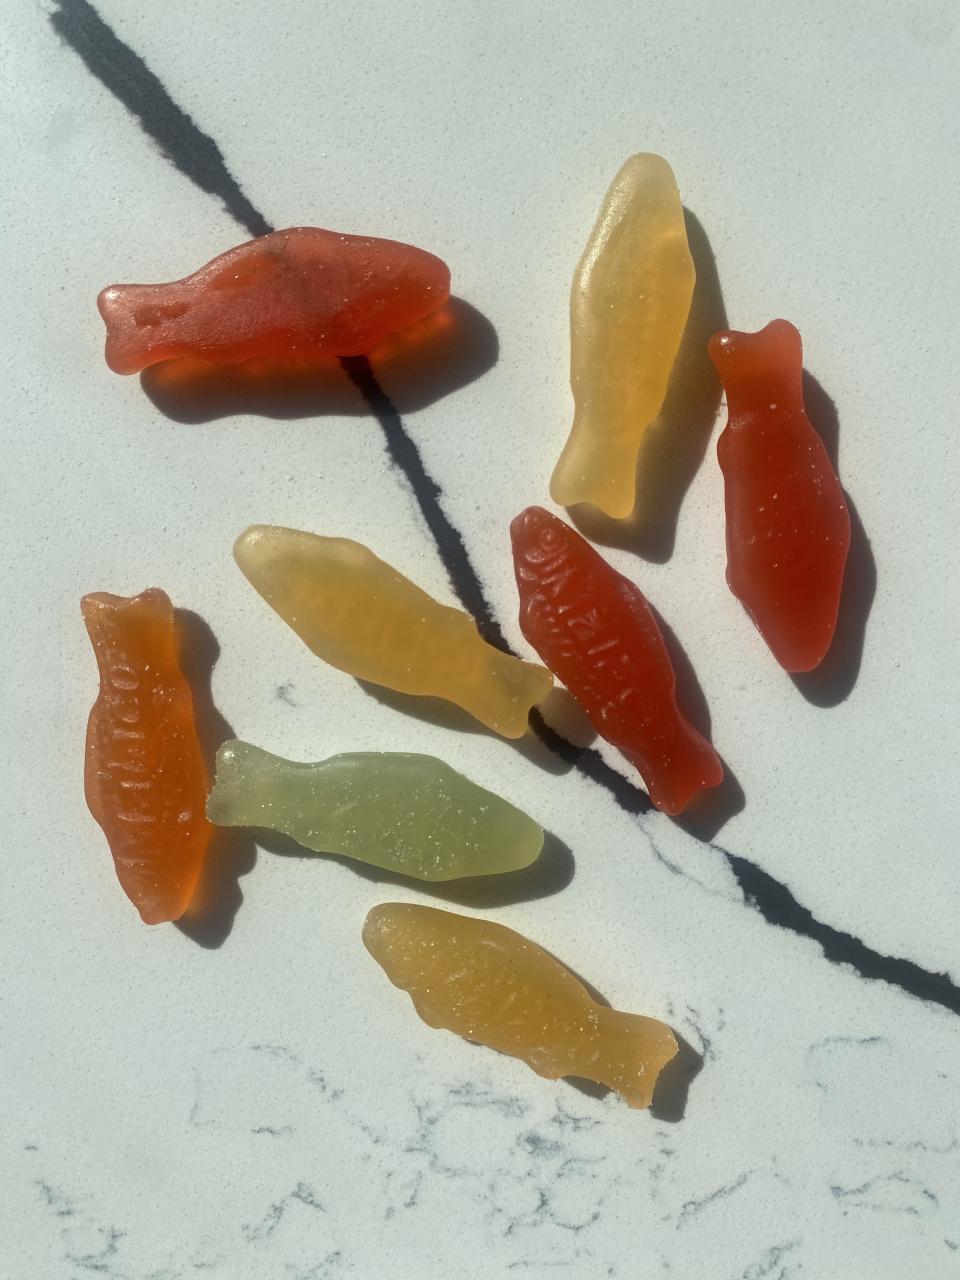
(511, 506, 723, 815)
(207, 741, 544, 881)
(234, 525, 553, 738)
(708, 320, 851, 672)
(551, 154, 695, 518)
(98, 226, 451, 374)
(363, 903, 678, 1109)
(81, 589, 212, 924)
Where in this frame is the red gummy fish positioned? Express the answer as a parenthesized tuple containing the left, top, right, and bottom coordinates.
(98, 226, 451, 374)
(708, 320, 851, 672)
(511, 507, 723, 815)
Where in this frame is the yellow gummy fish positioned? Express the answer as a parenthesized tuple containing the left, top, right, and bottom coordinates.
(234, 526, 553, 738)
(551, 153, 696, 519)
(364, 902, 678, 1109)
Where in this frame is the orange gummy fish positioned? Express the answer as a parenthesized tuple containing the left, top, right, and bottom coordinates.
(98, 226, 451, 374)
(81, 589, 213, 924)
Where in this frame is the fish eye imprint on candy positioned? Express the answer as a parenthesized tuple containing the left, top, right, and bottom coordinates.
(233, 524, 554, 739)
(81, 589, 212, 925)
(97, 226, 451, 374)
(364, 902, 679, 1110)
(207, 741, 544, 882)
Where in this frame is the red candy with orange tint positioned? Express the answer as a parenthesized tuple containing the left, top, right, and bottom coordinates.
(82, 589, 212, 924)
(98, 226, 451, 374)
(511, 507, 723, 815)
(708, 320, 850, 672)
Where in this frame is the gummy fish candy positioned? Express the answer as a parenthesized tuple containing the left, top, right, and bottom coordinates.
(81, 589, 212, 924)
(234, 525, 553, 738)
(207, 741, 543, 881)
(551, 154, 695, 518)
(709, 320, 851, 672)
(98, 227, 451, 374)
(511, 506, 723, 814)
(364, 903, 678, 1109)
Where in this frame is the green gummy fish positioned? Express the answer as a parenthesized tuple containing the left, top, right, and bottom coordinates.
(206, 740, 543, 881)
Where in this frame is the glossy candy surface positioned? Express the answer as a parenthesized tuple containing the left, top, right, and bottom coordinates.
(709, 320, 851, 672)
(551, 154, 695, 518)
(234, 525, 553, 738)
(364, 903, 678, 1109)
(98, 227, 451, 374)
(81, 589, 212, 924)
(207, 741, 543, 881)
(511, 507, 723, 814)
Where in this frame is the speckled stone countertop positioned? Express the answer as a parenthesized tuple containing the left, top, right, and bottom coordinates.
(2, 2, 958, 1277)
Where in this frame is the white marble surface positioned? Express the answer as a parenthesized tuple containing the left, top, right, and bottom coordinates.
(2, 2, 959, 1277)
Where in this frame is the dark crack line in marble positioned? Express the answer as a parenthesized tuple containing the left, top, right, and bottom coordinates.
(339, 354, 509, 648)
(546, 1100, 602, 1134)
(678, 1004, 716, 1062)
(49, 0, 960, 1023)
(393, 1078, 618, 1239)
(740, 1240, 800, 1280)
(808, 1034, 888, 1051)
(36, 1178, 78, 1219)
(49, 0, 271, 238)
(67, 1226, 126, 1275)
(677, 1169, 754, 1225)
(854, 1136, 958, 1156)
(275, 680, 298, 706)
(242, 1181, 324, 1244)
(718, 843, 960, 1016)
(829, 1170, 939, 1217)
(518, 1132, 565, 1160)
(35, 1175, 133, 1278)
(289, 1252, 346, 1280)
(249, 1041, 301, 1064)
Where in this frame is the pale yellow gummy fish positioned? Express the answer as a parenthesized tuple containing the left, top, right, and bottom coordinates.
(364, 903, 679, 1109)
(234, 526, 553, 738)
(551, 153, 696, 519)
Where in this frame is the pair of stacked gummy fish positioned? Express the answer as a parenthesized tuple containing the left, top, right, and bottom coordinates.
(85, 154, 849, 1110)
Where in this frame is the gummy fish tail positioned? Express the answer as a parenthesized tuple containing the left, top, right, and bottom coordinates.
(625, 719, 724, 816)
(473, 649, 554, 739)
(205, 739, 278, 828)
(80, 589, 173, 681)
(80, 593, 120, 677)
(590, 1007, 679, 1110)
(97, 284, 148, 374)
(550, 424, 639, 521)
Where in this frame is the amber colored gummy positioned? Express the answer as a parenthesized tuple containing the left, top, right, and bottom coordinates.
(551, 153, 696, 518)
(82, 589, 212, 924)
(364, 902, 678, 1109)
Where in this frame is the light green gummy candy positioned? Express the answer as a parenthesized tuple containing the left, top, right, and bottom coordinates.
(206, 740, 544, 881)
